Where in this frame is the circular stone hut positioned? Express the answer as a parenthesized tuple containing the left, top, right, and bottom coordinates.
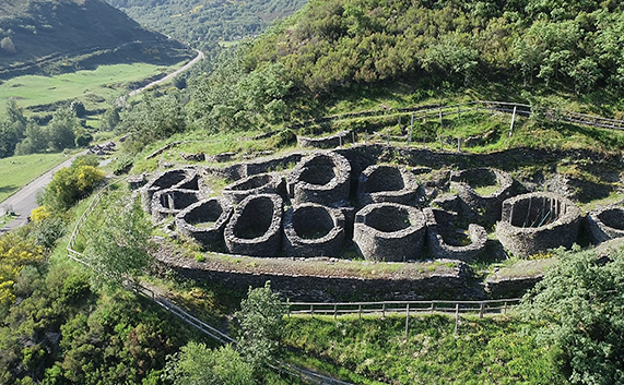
(356, 164, 420, 206)
(288, 152, 352, 206)
(496, 192, 581, 257)
(353, 203, 426, 262)
(283, 203, 346, 257)
(224, 194, 283, 257)
(176, 198, 233, 250)
(585, 205, 624, 244)
(449, 167, 514, 228)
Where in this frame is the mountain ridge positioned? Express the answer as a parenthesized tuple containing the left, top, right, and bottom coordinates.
(0, 0, 193, 78)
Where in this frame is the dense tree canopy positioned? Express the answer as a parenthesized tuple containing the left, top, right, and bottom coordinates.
(520, 245, 624, 385)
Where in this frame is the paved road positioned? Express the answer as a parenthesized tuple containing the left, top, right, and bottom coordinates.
(0, 152, 86, 232)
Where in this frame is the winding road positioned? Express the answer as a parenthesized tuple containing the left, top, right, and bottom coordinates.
(0, 49, 204, 233)
(117, 49, 204, 106)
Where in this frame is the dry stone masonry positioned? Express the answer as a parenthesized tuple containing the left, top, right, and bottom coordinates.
(356, 165, 420, 206)
(450, 167, 514, 228)
(496, 192, 581, 257)
(140, 145, 602, 262)
(585, 205, 624, 244)
(288, 152, 351, 206)
(176, 198, 233, 250)
(224, 194, 284, 257)
(423, 208, 487, 261)
(283, 203, 346, 257)
(353, 203, 426, 262)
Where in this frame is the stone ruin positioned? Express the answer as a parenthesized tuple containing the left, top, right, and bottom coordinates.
(585, 205, 624, 244)
(283, 203, 345, 257)
(176, 198, 233, 250)
(224, 194, 284, 257)
(496, 192, 581, 257)
(288, 152, 351, 206)
(353, 203, 426, 262)
(141, 147, 596, 261)
(222, 173, 286, 203)
(449, 167, 514, 228)
(356, 165, 420, 206)
(423, 208, 487, 261)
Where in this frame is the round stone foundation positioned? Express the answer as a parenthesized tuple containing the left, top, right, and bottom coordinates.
(449, 167, 514, 228)
(496, 192, 581, 257)
(224, 194, 283, 257)
(142, 168, 199, 213)
(288, 152, 351, 206)
(423, 208, 487, 262)
(176, 198, 233, 250)
(283, 203, 345, 257)
(151, 188, 202, 223)
(353, 203, 426, 262)
(222, 173, 285, 203)
(356, 165, 419, 206)
(585, 205, 624, 244)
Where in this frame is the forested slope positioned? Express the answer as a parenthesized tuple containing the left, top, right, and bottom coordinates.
(245, 0, 624, 97)
(105, 0, 308, 48)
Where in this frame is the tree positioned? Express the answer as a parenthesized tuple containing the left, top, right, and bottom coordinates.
(236, 281, 286, 373)
(83, 194, 153, 285)
(15, 122, 48, 155)
(43, 155, 104, 211)
(164, 343, 254, 385)
(47, 108, 78, 152)
(520, 246, 624, 385)
(1, 37, 16, 54)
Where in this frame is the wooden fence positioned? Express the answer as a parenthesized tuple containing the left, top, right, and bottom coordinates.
(289, 298, 522, 335)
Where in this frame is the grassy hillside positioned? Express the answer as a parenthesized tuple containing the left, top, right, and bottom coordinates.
(0, 0, 193, 78)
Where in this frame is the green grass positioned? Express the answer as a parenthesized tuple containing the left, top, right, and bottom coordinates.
(0, 61, 186, 117)
(282, 314, 567, 385)
(0, 153, 70, 204)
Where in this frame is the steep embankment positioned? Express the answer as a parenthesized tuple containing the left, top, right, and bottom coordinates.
(0, 0, 193, 78)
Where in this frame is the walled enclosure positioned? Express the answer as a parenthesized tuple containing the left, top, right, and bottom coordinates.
(585, 205, 624, 244)
(356, 164, 420, 206)
(353, 203, 426, 262)
(222, 172, 286, 203)
(423, 207, 487, 262)
(151, 188, 203, 223)
(176, 198, 233, 250)
(142, 168, 199, 214)
(496, 192, 581, 257)
(288, 152, 352, 206)
(283, 203, 346, 257)
(449, 167, 514, 228)
(224, 194, 283, 257)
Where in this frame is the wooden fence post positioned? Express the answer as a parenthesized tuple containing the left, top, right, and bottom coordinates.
(358, 304, 362, 320)
(509, 106, 517, 137)
(334, 304, 337, 320)
(405, 304, 410, 336)
(479, 302, 485, 319)
(409, 113, 414, 146)
(504, 301, 508, 315)
(311, 304, 314, 317)
(439, 107, 443, 126)
(457, 106, 461, 119)
(352, 131, 355, 145)
(454, 303, 460, 335)
(382, 303, 386, 319)
(387, 129, 390, 145)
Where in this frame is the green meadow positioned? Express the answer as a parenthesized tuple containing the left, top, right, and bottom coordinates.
(0, 153, 71, 203)
(0, 61, 185, 116)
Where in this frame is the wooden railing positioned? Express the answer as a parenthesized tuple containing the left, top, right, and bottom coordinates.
(289, 298, 521, 319)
